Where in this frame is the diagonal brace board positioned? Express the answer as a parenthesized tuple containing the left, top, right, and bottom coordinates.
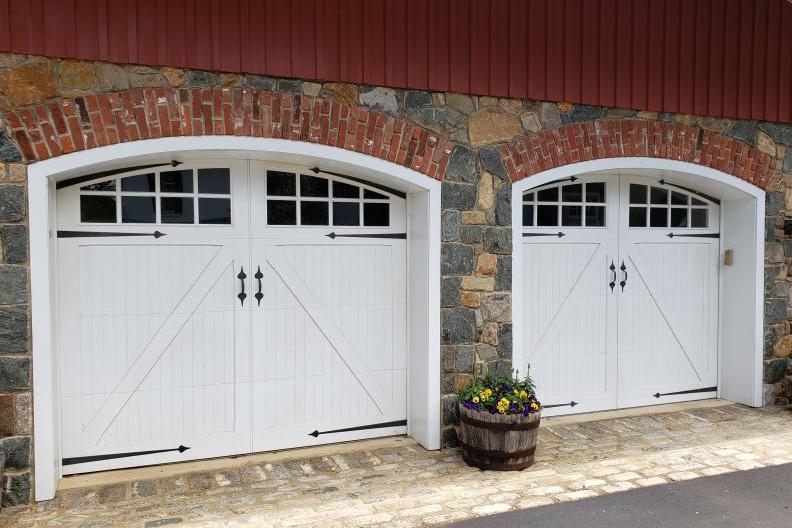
(266, 250, 392, 415)
(83, 245, 233, 445)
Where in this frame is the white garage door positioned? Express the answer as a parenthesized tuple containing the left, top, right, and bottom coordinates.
(520, 174, 720, 416)
(55, 160, 407, 474)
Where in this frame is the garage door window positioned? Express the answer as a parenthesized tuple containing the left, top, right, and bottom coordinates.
(265, 170, 391, 227)
(522, 182, 606, 227)
(79, 168, 232, 225)
(628, 183, 710, 228)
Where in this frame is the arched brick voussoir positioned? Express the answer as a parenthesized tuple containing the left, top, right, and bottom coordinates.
(498, 119, 775, 189)
(3, 87, 454, 180)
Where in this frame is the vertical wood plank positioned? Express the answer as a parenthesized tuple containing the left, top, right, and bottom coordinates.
(564, 0, 582, 104)
(264, 0, 291, 77)
(763, 0, 781, 123)
(721, 0, 740, 118)
(134, 0, 157, 65)
(339, 0, 363, 83)
(677, 0, 696, 115)
(736, 0, 754, 119)
(0, 0, 9, 51)
(42, 0, 68, 57)
(316, 0, 339, 81)
(385, 0, 407, 88)
(489, 0, 509, 97)
(647, 0, 665, 112)
(662, 0, 680, 113)
(545, 0, 564, 101)
(292, 0, 316, 80)
(750, 0, 767, 120)
(469, 0, 489, 95)
(580, 0, 601, 105)
(631, 0, 649, 111)
(164, 0, 187, 67)
(364, 0, 386, 87)
(693, 0, 711, 117)
(598, 0, 617, 107)
(508, 0, 528, 98)
(615, 0, 633, 108)
(427, 0, 450, 92)
(526, 0, 546, 100)
(778, 3, 792, 123)
(406, 0, 428, 88)
(706, 0, 724, 117)
(448, 0, 470, 94)
(190, 0, 212, 70)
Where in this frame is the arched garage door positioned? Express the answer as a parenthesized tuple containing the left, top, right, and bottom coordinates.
(55, 160, 407, 473)
(519, 174, 720, 416)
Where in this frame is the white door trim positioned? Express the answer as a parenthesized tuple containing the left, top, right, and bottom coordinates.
(29, 136, 442, 501)
(511, 157, 765, 416)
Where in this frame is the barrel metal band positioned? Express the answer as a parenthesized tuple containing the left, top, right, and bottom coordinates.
(458, 440, 537, 459)
(459, 412, 540, 431)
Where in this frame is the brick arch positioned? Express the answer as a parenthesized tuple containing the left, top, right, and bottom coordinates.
(3, 87, 453, 180)
(498, 119, 775, 189)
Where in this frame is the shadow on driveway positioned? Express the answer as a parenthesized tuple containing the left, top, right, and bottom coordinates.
(447, 463, 792, 528)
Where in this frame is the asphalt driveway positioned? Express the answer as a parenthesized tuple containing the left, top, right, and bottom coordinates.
(448, 462, 792, 528)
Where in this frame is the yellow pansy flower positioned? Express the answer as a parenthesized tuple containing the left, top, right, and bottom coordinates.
(496, 397, 510, 414)
(484, 388, 492, 396)
(531, 402, 539, 411)
(519, 390, 528, 399)
(472, 396, 480, 403)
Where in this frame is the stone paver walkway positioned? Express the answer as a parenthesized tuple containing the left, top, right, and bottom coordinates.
(3, 403, 792, 527)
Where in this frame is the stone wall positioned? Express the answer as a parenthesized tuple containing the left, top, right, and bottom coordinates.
(0, 53, 790, 504)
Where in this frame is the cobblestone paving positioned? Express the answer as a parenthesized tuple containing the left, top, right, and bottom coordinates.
(3, 404, 792, 527)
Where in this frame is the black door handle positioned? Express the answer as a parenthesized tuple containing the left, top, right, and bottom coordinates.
(237, 267, 247, 306)
(609, 260, 616, 292)
(254, 266, 263, 306)
(619, 261, 627, 291)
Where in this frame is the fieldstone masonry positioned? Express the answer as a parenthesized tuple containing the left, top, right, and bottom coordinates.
(0, 53, 790, 504)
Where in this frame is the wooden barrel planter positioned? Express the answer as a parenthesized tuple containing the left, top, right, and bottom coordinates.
(457, 404, 540, 471)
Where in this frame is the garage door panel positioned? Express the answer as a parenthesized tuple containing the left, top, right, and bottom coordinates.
(251, 241, 407, 451)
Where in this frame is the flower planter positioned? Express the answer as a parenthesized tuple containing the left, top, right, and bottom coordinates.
(457, 403, 541, 471)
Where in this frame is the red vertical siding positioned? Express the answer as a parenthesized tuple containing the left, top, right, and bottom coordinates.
(0, 0, 788, 123)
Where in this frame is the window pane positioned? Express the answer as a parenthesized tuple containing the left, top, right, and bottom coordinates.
(522, 204, 534, 226)
(523, 192, 534, 202)
(300, 175, 329, 197)
(364, 189, 388, 199)
(671, 191, 688, 205)
(121, 173, 155, 192)
(333, 202, 360, 225)
(266, 200, 296, 225)
(561, 205, 583, 226)
(121, 196, 155, 223)
(649, 207, 667, 227)
(561, 184, 583, 202)
(670, 208, 688, 228)
(629, 184, 647, 204)
(160, 170, 193, 193)
(80, 195, 116, 222)
(691, 208, 708, 228)
(537, 187, 558, 202)
(629, 207, 647, 227)
(585, 183, 605, 203)
(691, 197, 706, 206)
(585, 206, 606, 227)
(198, 198, 231, 224)
(333, 180, 360, 198)
(198, 168, 231, 194)
(537, 205, 557, 226)
(161, 197, 194, 223)
(364, 203, 389, 226)
(266, 171, 295, 196)
(81, 180, 116, 192)
(650, 186, 668, 205)
(300, 201, 329, 225)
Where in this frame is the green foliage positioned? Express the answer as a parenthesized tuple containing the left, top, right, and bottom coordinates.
(458, 370, 540, 415)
